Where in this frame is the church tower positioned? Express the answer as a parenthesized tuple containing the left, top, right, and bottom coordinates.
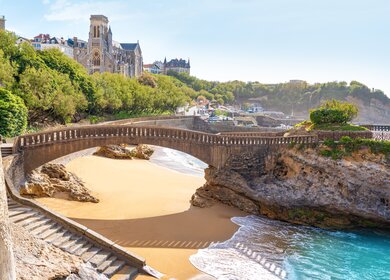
(0, 16, 5, 30)
(88, 15, 112, 73)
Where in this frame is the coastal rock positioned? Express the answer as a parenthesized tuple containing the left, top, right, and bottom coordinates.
(192, 147, 390, 229)
(66, 263, 109, 280)
(94, 144, 154, 160)
(12, 223, 83, 280)
(131, 144, 154, 160)
(20, 163, 99, 203)
(94, 144, 133, 159)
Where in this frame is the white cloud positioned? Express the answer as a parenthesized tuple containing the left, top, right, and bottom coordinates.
(43, 0, 130, 22)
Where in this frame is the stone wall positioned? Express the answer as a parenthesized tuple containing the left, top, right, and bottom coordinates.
(0, 150, 16, 280)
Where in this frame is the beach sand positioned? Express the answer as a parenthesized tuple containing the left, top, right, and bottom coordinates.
(37, 155, 245, 279)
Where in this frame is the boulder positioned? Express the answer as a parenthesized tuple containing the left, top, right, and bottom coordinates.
(131, 144, 154, 160)
(20, 164, 99, 203)
(93, 145, 133, 159)
(94, 144, 154, 160)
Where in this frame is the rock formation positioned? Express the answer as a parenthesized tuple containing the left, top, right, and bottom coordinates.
(94, 144, 133, 159)
(192, 146, 390, 228)
(20, 164, 99, 203)
(11, 222, 108, 280)
(12, 223, 82, 280)
(94, 144, 154, 160)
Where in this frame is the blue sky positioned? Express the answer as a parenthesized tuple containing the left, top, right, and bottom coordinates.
(1, 0, 389, 96)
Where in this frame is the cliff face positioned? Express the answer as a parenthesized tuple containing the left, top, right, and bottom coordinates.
(192, 147, 390, 228)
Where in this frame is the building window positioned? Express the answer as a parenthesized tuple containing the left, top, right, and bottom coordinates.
(93, 50, 100, 66)
(93, 26, 100, 38)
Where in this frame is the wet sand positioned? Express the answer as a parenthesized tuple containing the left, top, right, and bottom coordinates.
(37, 155, 245, 279)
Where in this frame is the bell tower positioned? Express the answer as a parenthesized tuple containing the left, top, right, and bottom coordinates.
(0, 16, 5, 30)
(88, 15, 109, 73)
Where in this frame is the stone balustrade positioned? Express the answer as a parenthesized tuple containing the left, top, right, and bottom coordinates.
(14, 125, 318, 153)
(362, 125, 390, 132)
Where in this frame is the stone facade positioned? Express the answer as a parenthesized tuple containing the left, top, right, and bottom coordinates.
(73, 15, 143, 77)
(162, 58, 190, 75)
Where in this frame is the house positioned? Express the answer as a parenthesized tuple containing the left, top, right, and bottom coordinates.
(162, 58, 190, 75)
(144, 62, 162, 74)
(40, 37, 74, 58)
(31, 34, 50, 51)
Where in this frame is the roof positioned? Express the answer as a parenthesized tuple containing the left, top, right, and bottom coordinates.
(34, 33, 50, 39)
(165, 58, 190, 68)
(120, 43, 139, 51)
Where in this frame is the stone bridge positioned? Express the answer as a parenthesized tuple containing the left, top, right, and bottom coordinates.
(13, 125, 318, 174)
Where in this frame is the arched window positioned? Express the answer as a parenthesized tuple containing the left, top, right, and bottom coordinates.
(93, 50, 100, 66)
(93, 26, 96, 38)
(97, 26, 100, 38)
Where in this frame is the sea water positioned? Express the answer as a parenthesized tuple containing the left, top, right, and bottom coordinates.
(151, 147, 390, 280)
(190, 215, 390, 280)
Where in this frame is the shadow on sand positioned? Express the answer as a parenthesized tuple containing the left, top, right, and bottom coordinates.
(72, 204, 244, 250)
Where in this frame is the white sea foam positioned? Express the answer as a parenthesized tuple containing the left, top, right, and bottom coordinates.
(190, 216, 287, 280)
(150, 146, 207, 177)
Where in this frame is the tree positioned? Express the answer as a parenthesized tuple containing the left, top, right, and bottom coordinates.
(0, 88, 27, 137)
(0, 49, 14, 89)
(310, 99, 358, 125)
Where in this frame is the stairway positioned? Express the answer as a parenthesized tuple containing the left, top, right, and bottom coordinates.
(7, 198, 139, 279)
(1, 143, 13, 157)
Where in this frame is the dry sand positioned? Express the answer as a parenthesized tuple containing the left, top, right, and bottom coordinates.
(37, 155, 245, 279)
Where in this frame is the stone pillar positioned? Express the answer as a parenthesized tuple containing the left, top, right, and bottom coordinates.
(0, 149, 16, 280)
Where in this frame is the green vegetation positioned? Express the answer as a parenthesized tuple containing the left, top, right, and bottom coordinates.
(0, 88, 27, 137)
(310, 99, 358, 125)
(0, 30, 198, 136)
(295, 100, 367, 131)
(320, 137, 390, 160)
(168, 72, 389, 113)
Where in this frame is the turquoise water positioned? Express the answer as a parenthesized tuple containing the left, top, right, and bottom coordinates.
(152, 147, 390, 280)
(284, 221, 390, 280)
(191, 215, 390, 280)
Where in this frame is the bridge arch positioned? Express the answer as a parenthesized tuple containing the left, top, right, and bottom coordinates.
(13, 125, 318, 174)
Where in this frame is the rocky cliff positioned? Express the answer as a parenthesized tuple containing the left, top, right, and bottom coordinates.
(191, 146, 390, 228)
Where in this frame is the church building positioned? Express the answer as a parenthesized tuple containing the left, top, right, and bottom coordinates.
(73, 15, 143, 77)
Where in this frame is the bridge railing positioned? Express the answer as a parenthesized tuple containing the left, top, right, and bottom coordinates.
(13, 125, 319, 152)
(361, 124, 390, 132)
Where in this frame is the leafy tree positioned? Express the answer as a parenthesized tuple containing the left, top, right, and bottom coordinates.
(0, 88, 27, 137)
(310, 99, 358, 125)
(0, 49, 15, 88)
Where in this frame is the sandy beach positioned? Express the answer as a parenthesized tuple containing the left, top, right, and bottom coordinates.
(36, 153, 245, 279)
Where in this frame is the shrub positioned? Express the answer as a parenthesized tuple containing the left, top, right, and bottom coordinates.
(0, 88, 28, 137)
(310, 99, 358, 125)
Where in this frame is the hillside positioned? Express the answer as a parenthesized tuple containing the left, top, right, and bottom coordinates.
(168, 72, 390, 124)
